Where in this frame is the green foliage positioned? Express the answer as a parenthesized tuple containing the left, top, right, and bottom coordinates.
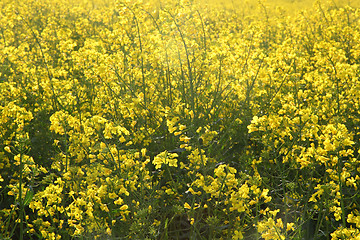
(1, 0, 360, 239)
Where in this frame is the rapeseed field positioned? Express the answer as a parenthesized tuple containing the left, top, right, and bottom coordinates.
(1, 0, 360, 239)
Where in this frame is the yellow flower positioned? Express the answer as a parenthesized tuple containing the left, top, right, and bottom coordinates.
(120, 205, 129, 211)
(232, 230, 243, 240)
(119, 135, 126, 143)
(152, 151, 178, 169)
(286, 223, 295, 231)
(141, 148, 147, 157)
(114, 197, 124, 205)
(179, 124, 186, 130)
(109, 192, 118, 199)
(165, 188, 174, 195)
(153, 219, 161, 226)
(4, 146, 11, 153)
(190, 218, 195, 225)
(184, 202, 191, 210)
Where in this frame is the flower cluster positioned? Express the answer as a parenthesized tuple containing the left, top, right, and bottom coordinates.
(1, 0, 360, 239)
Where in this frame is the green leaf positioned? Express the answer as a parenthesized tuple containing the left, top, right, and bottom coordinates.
(23, 187, 34, 206)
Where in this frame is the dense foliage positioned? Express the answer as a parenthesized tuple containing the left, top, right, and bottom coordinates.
(1, 0, 360, 239)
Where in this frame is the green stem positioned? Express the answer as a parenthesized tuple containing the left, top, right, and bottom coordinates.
(337, 153, 347, 227)
(19, 152, 24, 240)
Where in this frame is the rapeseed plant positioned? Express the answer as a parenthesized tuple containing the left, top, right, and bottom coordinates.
(1, 0, 360, 239)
